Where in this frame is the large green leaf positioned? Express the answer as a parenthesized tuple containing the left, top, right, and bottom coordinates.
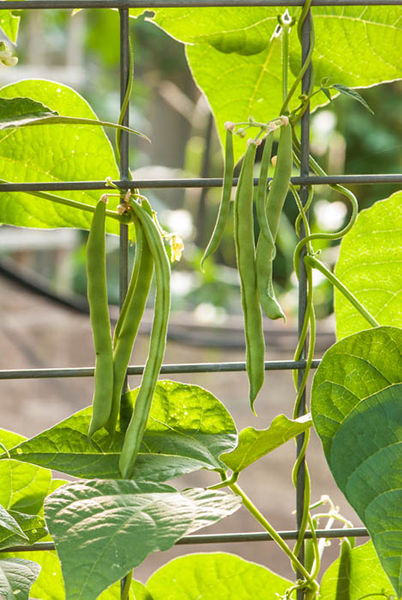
(0, 459, 51, 516)
(0, 80, 121, 234)
(146, 552, 291, 599)
(8, 380, 237, 481)
(319, 541, 395, 599)
(45, 479, 241, 600)
(133, 7, 402, 158)
(221, 414, 312, 473)
(335, 191, 402, 340)
(312, 326, 402, 596)
(0, 511, 47, 551)
(0, 557, 40, 600)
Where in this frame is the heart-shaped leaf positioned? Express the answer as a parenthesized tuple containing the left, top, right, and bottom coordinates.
(0, 80, 121, 235)
(146, 553, 291, 599)
(221, 414, 312, 473)
(0, 557, 40, 600)
(45, 479, 241, 600)
(8, 380, 237, 482)
(312, 326, 402, 596)
(319, 540, 395, 599)
(335, 191, 402, 340)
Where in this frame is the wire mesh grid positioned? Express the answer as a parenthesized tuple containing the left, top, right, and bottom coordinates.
(1, 0, 401, 587)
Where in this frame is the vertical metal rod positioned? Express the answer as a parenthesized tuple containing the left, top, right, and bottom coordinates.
(296, 5, 312, 598)
(119, 7, 131, 599)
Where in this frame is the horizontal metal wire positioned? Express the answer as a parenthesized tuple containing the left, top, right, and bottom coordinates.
(0, 174, 401, 193)
(0, 359, 320, 380)
(0, 528, 369, 554)
(0, 0, 401, 8)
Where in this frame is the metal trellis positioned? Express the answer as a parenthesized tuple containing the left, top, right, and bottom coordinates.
(1, 0, 401, 596)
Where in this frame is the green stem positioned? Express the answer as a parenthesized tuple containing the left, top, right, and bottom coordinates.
(0, 180, 123, 222)
(121, 570, 133, 600)
(229, 482, 310, 580)
(116, 36, 135, 166)
(305, 255, 379, 328)
(281, 16, 291, 106)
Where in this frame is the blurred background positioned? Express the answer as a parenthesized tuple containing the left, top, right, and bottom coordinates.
(0, 8, 401, 585)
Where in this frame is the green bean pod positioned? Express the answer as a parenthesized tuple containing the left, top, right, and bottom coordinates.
(234, 141, 265, 412)
(107, 218, 154, 437)
(87, 199, 114, 439)
(119, 201, 171, 478)
(200, 128, 234, 271)
(256, 132, 275, 248)
(256, 123, 292, 321)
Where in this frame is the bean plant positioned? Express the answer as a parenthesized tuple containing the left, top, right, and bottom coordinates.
(0, 2, 401, 599)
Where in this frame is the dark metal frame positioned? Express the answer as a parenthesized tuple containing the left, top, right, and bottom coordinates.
(1, 0, 401, 594)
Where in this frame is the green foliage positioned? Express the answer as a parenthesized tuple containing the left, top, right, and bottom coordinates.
(7, 381, 237, 481)
(0, 12, 20, 43)
(335, 191, 402, 339)
(0, 557, 40, 600)
(319, 541, 395, 599)
(146, 553, 292, 599)
(221, 414, 312, 472)
(312, 326, 402, 596)
(44, 479, 241, 600)
(0, 80, 120, 234)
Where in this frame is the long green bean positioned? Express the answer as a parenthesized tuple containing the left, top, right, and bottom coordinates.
(119, 200, 171, 478)
(107, 218, 154, 437)
(200, 124, 234, 270)
(87, 197, 114, 439)
(234, 140, 265, 412)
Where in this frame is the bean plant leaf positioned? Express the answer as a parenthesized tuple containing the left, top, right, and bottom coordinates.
(0, 511, 47, 551)
(146, 552, 291, 599)
(335, 191, 402, 340)
(0, 459, 52, 516)
(8, 380, 237, 481)
(0, 97, 150, 140)
(220, 414, 312, 472)
(130, 7, 402, 159)
(311, 326, 402, 596)
(45, 479, 241, 600)
(331, 84, 374, 114)
(0, 505, 27, 540)
(0, 80, 121, 235)
(319, 540, 395, 600)
(0, 12, 20, 44)
(0, 557, 40, 600)
(0, 429, 26, 452)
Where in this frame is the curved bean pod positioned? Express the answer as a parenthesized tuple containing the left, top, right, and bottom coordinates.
(107, 218, 154, 437)
(87, 198, 114, 439)
(200, 127, 234, 271)
(119, 200, 171, 478)
(234, 141, 265, 412)
(256, 122, 292, 321)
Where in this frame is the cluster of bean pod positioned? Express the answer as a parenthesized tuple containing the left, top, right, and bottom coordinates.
(86, 193, 171, 479)
(201, 117, 293, 411)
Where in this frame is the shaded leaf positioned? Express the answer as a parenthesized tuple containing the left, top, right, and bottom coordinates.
(146, 553, 291, 599)
(0, 511, 47, 551)
(8, 380, 237, 482)
(45, 479, 241, 600)
(1, 551, 63, 600)
(0, 505, 27, 540)
(221, 414, 312, 472)
(312, 326, 402, 596)
(335, 191, 402, 339)
(320, 541, 395, 599)
(0, 80, 121, 235)
(0, 459, 51, 516)
(0, 557, 40, 600)
(332, 84, 374, 114)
